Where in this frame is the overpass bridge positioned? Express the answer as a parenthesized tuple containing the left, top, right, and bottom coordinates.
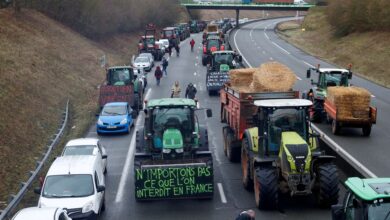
(180, 0, 314, 26)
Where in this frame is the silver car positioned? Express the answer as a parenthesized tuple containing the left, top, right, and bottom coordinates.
(134, 56, 153, 72)
(139, 53, 155, 65)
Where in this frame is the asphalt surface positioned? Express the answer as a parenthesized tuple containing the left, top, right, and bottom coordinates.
(79, 22, 344, 220)
(230, 17, 390, 178)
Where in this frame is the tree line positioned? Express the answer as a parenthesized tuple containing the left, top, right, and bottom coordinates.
(327, 0, 390, 36)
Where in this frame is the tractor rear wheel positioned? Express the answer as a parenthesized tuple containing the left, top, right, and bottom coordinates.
(198, 127, 209, 151)
(316, 163, 339, 207)
(332, 120, 341, 135)
(362, 125, 371, 137)
(226, 131, 240, 162)
(311, 99, 323, 123)
(254, 167, 279, 210)
(241, 138, 253, 191)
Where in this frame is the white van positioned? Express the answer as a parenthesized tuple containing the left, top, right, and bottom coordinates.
(35, 156, 105, 220)
(12, 207, 71, 220)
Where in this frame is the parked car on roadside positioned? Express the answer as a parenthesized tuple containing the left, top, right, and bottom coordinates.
(96, 102, 135, 135)
(133, 56, 153, 72)
(62, 138, 107, 174)
(12, 207, 72, 220)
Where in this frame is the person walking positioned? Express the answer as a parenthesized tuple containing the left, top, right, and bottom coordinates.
(175, 44, 180, 57)
(168, 45, 172, 57)
(162, 57, 169, 76)
(171, 81, 181, 98)
(185, 83, 197, 99)
(190, 38, 195, 52)
(154, 66, 163, 86)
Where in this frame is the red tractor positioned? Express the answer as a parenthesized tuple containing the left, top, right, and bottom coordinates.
(138, 24, 164, 61)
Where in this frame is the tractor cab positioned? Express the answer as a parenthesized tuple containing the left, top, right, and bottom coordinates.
(106, 66, 135, 86)
(332, 177, 390, 220)
(138, 24, 158, 53)
(143, 98, 212, 159)
(209, 51, 242, 71)
(254, 99, 314, 157)
(306, 66, 352, 100)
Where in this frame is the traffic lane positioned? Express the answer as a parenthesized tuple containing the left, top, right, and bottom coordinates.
(232, 19, 390, 177)
(108, 34, 238, 220)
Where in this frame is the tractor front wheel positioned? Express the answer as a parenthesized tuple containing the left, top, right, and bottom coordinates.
(226, 131, 240, 162)
(254, 167, 279, 210)
(316, 163, 339, 207)
(311, 99, 323, 123)
(241, 138, 253, 191)
(362, 125, 371, 137)
(332, 120, 341, 135)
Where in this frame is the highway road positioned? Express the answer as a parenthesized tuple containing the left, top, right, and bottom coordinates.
(80, 19, 345, 219)
(229, 17, 390, 178)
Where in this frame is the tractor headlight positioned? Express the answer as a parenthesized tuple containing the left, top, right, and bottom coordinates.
(175, 148, 184, 154)
(162, 148, 171, 154)
(97, 119, 104, 126)
(120, 118, 127, 125)
(287, 155, 295, 162)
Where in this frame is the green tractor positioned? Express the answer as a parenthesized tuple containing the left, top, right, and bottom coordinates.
(241, 99, 340, 209)
(304, 65, 352, 122)
(134, 98, 214, 201)
(332, 177, 390, 220)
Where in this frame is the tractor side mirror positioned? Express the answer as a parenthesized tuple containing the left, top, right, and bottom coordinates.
(97, 185, 105, 193)
(306, 69, 311, 78)
(331, 204, 345, 220)
(102, 154, 108, 159)
(34, 187, 42, 195)
(348, 72, 352, 79)
(206, 109, 212, 117)
(237, 55, 242, 62)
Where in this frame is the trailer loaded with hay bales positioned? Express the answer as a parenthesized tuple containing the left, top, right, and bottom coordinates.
(324, 86, 377, 136)
(220, 62, 299, 162)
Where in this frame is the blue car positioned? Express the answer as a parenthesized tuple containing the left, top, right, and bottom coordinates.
(97, 102, 135, 135)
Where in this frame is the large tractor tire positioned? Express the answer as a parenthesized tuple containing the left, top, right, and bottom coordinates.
(198, 127, 209, 151)
(135, 128, 145, 152)
(202, 56, 207, 66)
(241, 137, 253, 191)
(311, 99, 323, 123)
(362, 125, 371, 137)
(254, 167, 279, 210)
(226, 130, 240, 163)
(316, 163, 339, 207)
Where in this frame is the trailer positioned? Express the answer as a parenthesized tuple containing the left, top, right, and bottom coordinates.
(324, 99, 377, 136)
(220, 84, 299, 162)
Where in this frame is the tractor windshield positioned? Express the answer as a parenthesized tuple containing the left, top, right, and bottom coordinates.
(164, 30, 173, 38)
(143, 37, 155, 47)
(268, 108, 307, 154)
(367, 200, 390, 220)
(214, 53, 234, 67)
(151, 107, 194, 148)
(319, 71, 348, 87)
(207, 40, 220, 51)
(108, 68, 133, 86)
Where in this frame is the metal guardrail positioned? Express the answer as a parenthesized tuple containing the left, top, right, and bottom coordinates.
(0, 100, 70, 220)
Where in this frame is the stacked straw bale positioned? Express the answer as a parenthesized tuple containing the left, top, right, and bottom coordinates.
(229, 62, 296, 92)
(327, 86, 371, 120)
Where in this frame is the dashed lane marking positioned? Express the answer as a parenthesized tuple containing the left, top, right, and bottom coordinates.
(303, 61, 315, 68)
(272, 42, 290, 55)
(217, 183, 227, 204)
(296, 76, 302, 80)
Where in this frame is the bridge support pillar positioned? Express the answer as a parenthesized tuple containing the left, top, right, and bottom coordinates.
(235, 9, 240, 28)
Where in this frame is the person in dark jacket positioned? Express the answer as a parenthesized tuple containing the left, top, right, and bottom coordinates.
(154, 66, 163, 86)
(162, 57, 169, 76)
(185, 83, 197, 99)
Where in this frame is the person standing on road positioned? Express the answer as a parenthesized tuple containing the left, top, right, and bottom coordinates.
(171, 81, 181, 98)
(168, 45, 172, 57)
(162, 57, 169, 76)
(190, 38, 195, 52)
(154, 66, 163, 86)
(175, 44, 180, 57)
(185, 83, 197, 99)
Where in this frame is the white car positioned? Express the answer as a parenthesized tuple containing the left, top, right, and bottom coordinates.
(61, 138, 107, 174)
(12, 207, 71, 220)
(36, 156, 105, 220)
(139, 52, 154, 65)
(133, 56, 153, 72)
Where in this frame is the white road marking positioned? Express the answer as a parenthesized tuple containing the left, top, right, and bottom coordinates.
(196, 56, 199, 60)
(371, 95, 376, 98)
(296, 76, 302, 80)
(269, 57, 273, 61)
(217, 183, 227, 203)
(303, 61, 315, 68)
(194, 72, 197, 76)
(195, 63, 198, 66)
(115, 116, 143, 203)
(234, 22, 378, 178)
(262, 51, 266, 54)
(272, 42, 290, 55)
(264, 32, 270, 40)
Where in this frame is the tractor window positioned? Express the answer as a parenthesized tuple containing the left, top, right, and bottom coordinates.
(164, 30, 173, 38)
(324, 71, 343, 86)
(367, 200, 390, 220)
(268, 109, 307, 154)
(214, 53, 233, 66)
(144, 37, 155, 46)
(108, 68, 133, 86)
(207, 40, 220, 50)
(152, 108, 193, 147)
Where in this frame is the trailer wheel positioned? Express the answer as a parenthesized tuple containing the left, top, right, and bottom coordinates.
(241, 137, 253, 191)
(311, 99, 323, 123)
(332, 120, 341, 135)
(222, 126, 229, 156)
(316, 163, 339, 207)
(254, 167, 279, 210)
(226, 131, 240, 162)
(362, 125, 371, 137)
